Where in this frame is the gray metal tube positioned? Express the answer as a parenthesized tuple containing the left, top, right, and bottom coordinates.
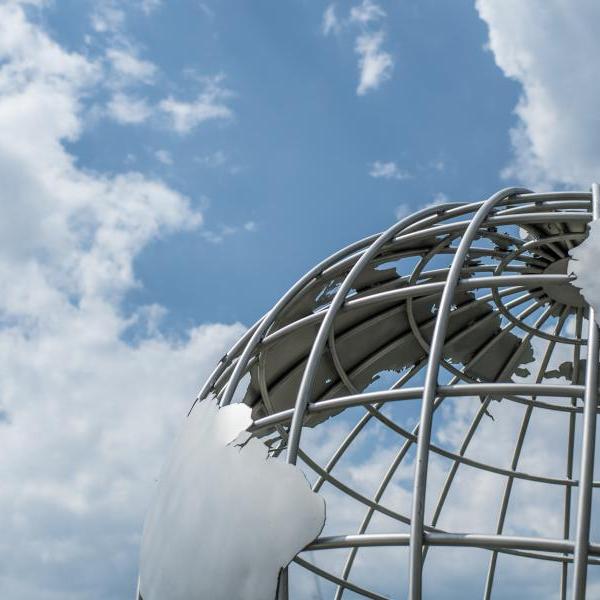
(571, 183, 600, 600)
(408, 187, 530, 599)
(285, 203, 466, 465)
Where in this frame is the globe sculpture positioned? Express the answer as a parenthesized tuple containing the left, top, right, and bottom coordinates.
(154, 187, 600, 599)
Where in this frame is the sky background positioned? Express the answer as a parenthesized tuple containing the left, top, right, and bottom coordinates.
(46, 0, 520, 329)
(3, 0, 600, 598)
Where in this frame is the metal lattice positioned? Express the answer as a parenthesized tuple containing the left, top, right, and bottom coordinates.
(193, 187, 600, 599)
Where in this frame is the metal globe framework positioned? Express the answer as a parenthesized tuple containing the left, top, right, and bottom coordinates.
(193, 186, 600, 599)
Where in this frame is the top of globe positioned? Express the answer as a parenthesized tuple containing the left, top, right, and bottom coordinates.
(139, 187, 600, 600)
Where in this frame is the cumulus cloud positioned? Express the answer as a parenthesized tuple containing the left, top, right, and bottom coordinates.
(369, 160, 410, 180)
(476, 0, 600, 187)
(0, 4, 243, 598)
(322, 1, 393, 96)
(139, 399, 325, 600)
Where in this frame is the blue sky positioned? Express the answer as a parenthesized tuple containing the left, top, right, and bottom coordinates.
(46, 0, 519, 328)
(3, 1, 600, 599)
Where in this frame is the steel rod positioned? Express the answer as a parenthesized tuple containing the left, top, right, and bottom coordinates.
(408, 187, 531, 599)
(308, 533, 600, 555)
(483, 307, 569, 599)
(571, 183, 600, 600)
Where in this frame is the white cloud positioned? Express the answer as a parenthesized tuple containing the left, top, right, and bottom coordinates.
(139, 0, 162, 15)
(321, 1, 393, 96)
(91, 1, 126, 34)
(106, 47, 157, 85)
(322, 4, 340, 36)
(355, 30, 393, 95)
(201, 219, 257, 244)
(394, 203, 411, 220)
(107, 92, 152, 124)
(195, 149, 228, 168)
(431, 191, 449, 205)
(154, 149, 172, 165)
(139, 398, 325, 600)
(369, 160, 410, 180)
(102, 67, 233, 133)
(349, 0, 386, 24)
(0, 4, 244, 598)
(476, 0, 600, 187)
(159, 76, 233, 134)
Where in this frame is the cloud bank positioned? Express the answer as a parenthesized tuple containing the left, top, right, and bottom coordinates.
(477, 0, 600, 187)
(0, 3, 243, 598)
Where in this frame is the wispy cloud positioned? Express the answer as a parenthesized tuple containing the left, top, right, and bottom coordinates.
(104, 76, 234, 134)
(106, 47, 157, 85)
(107, 92, 152, 123)
(196, 150, 228, 168)
(159, 76, 233, 134)
(355, 30, 393, 95)
(431, 191, 449, 205)
(91, 1, 126, 33)
(155, 149, 173, 165)
(394, 192, 448, 221)
(321, 1, 393, 96)
(322, 4, 340, 36)
(139, 0, 162, 15)
(394, 203, 411, 220)
(369, 160, 410, 180)
(201, 220, 257, 244)
(349, 0, 386, 24)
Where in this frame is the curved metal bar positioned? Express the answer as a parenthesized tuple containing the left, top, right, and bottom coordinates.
(408, 187, 531, 599)
(293, 556, 390, 600)
(363, 403, 585, 488)
(257, 277, 567, 354)
(483, 306, 570, 599)
(190, 317, 264, 413)
(333, 297, 560, 599)
(249, 382, 588, 433)
(571, 183, 600, 600)
(390, 213, 590, 253)
(312, 361, 427, 495)
(285, 203, 470, 465)
(307, 533, 600, 556)
(314, 383, 584, 412)
(345, 273, 571, 311)
(426, 304, 556, 549)
(561, 308, 584, 600)
(217, 231, 384, 407)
